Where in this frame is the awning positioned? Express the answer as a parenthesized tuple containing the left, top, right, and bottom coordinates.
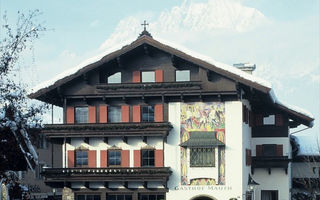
(180, 131, 225, 147)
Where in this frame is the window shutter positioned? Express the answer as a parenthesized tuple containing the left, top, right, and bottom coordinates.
(155, 149, 164, 167)
(276, 145, 283, 156)
(132, 71, 141, 83)
(155, 70, 163, 82)
(121, 150, 130, 167)
(66, 107, 74, 124)
(256, 145, 263, 156)
(275, 114, 283, 126)
(99, 105, 107, 123)
(67, 150, 74, 168)
(100, 150, 107, 167)
(88, 106, 96, 123)
(255, 114, 263, 126)
(249, 111, 254, 127)
(132, 105, 141, 122)
(242, 105, 246, 123)
(154, 104, 163, 122)
(121, 105, 130, 122)
(134, 150, 141, 167)
(88, 150, 97, 168)
(246, 149, 251, 166)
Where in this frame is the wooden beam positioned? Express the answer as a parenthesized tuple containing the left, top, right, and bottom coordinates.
(116, 56, 123, 68)
(144, 44, 150, 56)
(83, 73, 88, 84)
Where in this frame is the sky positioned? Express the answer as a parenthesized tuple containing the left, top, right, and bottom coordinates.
(1, 0, 319, 154)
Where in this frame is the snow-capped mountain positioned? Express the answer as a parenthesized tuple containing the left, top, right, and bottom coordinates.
(100, 0, 269, 50)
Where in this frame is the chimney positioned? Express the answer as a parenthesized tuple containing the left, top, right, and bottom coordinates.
(233, 63, 256, 74)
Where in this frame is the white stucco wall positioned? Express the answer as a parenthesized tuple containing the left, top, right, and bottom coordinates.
(241, 99, 253, 197)
(253, 168, 290, 200)
(165, 101, 245, 200)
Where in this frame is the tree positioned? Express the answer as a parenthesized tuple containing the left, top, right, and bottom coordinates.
(0, 10, 47, 199)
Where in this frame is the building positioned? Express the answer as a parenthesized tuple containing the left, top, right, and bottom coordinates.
(29, 31, 314, 200)
(20, 134, 62, 200)
(292, 155, 320, 199)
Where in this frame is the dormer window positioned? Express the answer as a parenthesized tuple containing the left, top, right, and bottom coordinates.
(108, 72, 121, 84)
(141, 71, 155, 83)
(176, 70, 190, 81)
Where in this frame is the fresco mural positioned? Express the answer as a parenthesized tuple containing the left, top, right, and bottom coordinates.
(180, 102, 225, 185)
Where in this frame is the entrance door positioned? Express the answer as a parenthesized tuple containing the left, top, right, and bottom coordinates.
(192, 196, 215, 200)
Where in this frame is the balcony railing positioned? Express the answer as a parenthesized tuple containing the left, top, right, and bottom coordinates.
(42, 167, 172, 182)
(251, 156, 290, 174)
(96, 81, 202, 95)
(42, 122, 173, 138)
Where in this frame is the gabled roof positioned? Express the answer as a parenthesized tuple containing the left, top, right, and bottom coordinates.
(28, 34, 314, 127)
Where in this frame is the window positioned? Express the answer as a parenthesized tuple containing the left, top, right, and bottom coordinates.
(141, 149, 155, 167)
(190, 148, 215, 167)
(75, 107, 88, 123)
(76, 194, 100, 200)
(262, 144, 277, 157)
(141, 106, 154, 122)
(107, 194, 132, 200)
(263, 115, 275, 125)
(108, 106, 121, 123)
(142, 71, 155, 82)
(261, 190, 278, 200)
(75, 150, 88, 167)
(175, 70, 190, 82)
(108, 150, 121, 166)
(139, 194, 165, 200)
(108, 72, 121, 84)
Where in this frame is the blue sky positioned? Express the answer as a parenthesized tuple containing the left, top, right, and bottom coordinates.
(1, 0, 319, 153)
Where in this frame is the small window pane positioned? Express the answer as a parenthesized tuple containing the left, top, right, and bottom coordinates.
(142, 71, 155, 82)
(107, 195, 116, 200)
(190, 148, 215, 167)
(176, 70, 190, 82)
(141, 149, 155, 167)
(108, 72, 121, 84)
(108, 106, 121, 123)
(149, 195, 156, 200)
(75, 107, 88, 123)
(108, 150, 121, 166)
(77, 195, 85, 200)
(157, 195, 164, 200)
(125, 195, 132, 200)
(141, 106, 154, 122)
(76, 151, 88, 167)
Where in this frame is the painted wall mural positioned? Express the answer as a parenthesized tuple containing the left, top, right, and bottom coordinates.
(180, 102, 225, 185)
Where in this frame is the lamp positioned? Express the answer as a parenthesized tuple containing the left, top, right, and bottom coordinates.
(248, 174, 259, 191)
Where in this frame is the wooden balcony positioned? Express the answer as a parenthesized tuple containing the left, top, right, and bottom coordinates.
(96, 81, 202, 96)
(42, 122, 173, 138)
(251, 156, 290, 174)
(42, 167, 172, 183)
